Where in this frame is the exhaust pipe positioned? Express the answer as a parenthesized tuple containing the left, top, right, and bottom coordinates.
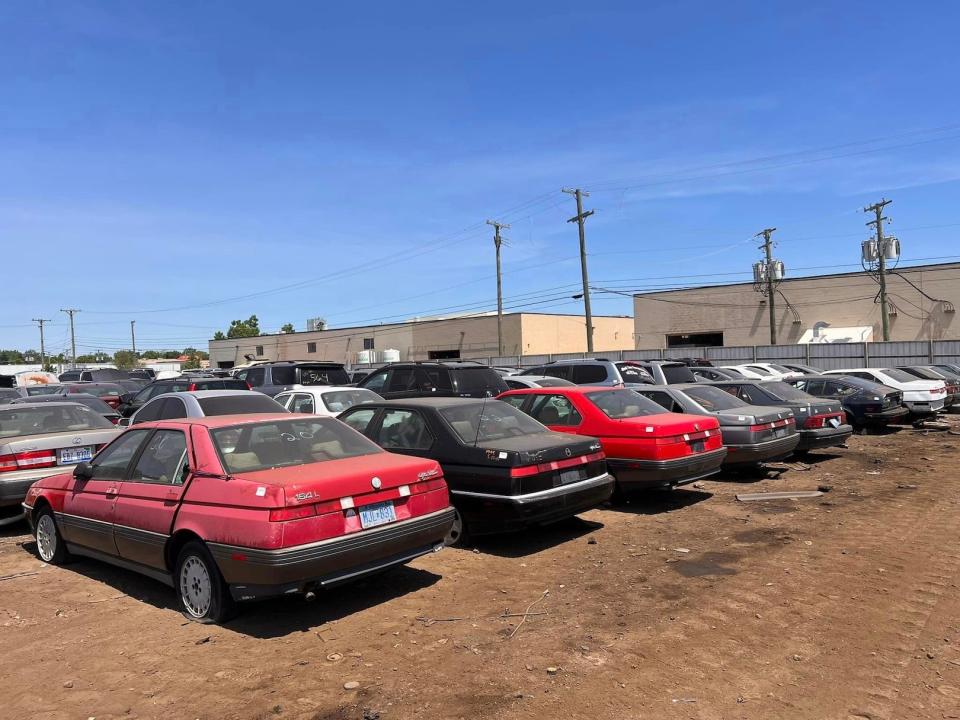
(304, 590, 317, 602)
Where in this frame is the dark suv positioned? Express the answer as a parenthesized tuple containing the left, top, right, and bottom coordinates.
(118, 376, 251, 417)
(235, 361, 350, 397)
(519, 359, 653, 386)
(58, 368, 129, 382)
(358, 361, 509, 399)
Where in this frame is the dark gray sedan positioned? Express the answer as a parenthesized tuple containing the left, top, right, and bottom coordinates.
(704, 380, 852, 451)
(634, 384, 800, 467)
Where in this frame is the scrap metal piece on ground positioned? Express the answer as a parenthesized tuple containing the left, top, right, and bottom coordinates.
(735, 490, 824, 502)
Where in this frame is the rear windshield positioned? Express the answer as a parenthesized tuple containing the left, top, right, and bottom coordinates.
(70, 384, 122, 396)
(453, 368, 509, 394)
(762, 381, 813, 401)
(746, 365, 773, 376)
(87, 369, 128, 381)
(25, 385, 63, 396)
(58, 371, 82, 382)
(211, 418, 380, 473)
(536, 378, 574, 387)
(661, 364, 697, 383)
(767, 364, 794, 374)
(0, 405, 113, 438)
(616, 363, 653, 383)
(881, 368, 921, 383)
(297, 365, 350, 386)
(197, 394, 287, 416)
(440, 401, 547, 445)
(194, 379, 249, 390)
(682, 385, 749, 411)
(586, 390, 666, 418)
(899, 367, 941, 380)
(321, 389, 382, 412)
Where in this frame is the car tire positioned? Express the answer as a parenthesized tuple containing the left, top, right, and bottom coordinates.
(34, 507, 71, 565)
(443, 507, 470, 547)
(175, 541, 235, 624)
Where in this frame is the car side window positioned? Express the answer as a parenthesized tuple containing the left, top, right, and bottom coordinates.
(736, 385, 765, 405)
(130, 430, 189, 485)
(159, 398, 187, 420)
(390, 367, 417, 391)
(362, 370, 389, 393)
(638, 390, 678, 412)
(417, 367, 451, 392)
(505, 379, 526, 390)
(246, 368, 266, 387)
(271, 366, 295, 386)
(90, 430, 152, 480)
(290, 393, 315, 414)
(132, 397, 165, 425)
(499, 395, 527, 410)
(540, 365, 572, 381)
(341, 408, 377, 434)
(802, 379, 825, 394)
(274, 393, 293, 409)
(572, 365, 608, 384)
(529, 395, 582, 426)
(377, 409, 433, 450)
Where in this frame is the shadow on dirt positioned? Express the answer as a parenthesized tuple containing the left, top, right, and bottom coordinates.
(607, 488, 713, 515)
(466, 515, 603, 558)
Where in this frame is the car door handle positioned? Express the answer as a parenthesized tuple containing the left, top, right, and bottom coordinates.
(105, 487, 119, 498)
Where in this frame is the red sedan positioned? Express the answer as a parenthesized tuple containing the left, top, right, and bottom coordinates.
(23, 414, 455, 623)
(499, 387, 726, 495)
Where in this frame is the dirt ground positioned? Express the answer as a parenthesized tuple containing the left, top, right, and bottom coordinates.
(3, 417, 960, 720)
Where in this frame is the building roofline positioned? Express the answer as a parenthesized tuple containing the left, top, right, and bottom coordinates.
(632, 260, 960, 298)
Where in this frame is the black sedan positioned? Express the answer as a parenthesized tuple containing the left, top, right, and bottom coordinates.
(338, 397, 614, 546)
(784, 375, 908, 428)
(706, 380, 852, 451)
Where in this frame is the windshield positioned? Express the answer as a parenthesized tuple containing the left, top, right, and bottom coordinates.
(586, 390, 666, 418)
(661, 364, 697, 383)
(441, 401, 547, 445)
(71, 384, 122, 396)
(762, 381, 813, 401)
(25, 385, 63, 396)
(211, 418, 380, 473)
(321, 389, 382, 412)
(0, 405, 114, 437)
(297, 365, 350, 386)
(682, 385, 749, 411)
(197, 394, 286, 416)
(882, 368, 922, 383)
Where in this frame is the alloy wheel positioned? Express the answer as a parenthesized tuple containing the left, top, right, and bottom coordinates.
(180, 555, 213, 618)
(36, 514, 57, 562)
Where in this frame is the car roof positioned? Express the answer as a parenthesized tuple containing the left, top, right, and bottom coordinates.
(254, 360, 345, 366)
(160, 390, 256, 399)
(1, 400, 90, 409)
(138, 413, 300, 429)
(500, 385, 622, 395)
(377, 361, 493, 368)
(353, 397, 499, 409)
(276, 386, 367, 394)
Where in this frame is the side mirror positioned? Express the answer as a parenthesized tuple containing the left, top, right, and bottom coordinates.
(74, 462, 94, 481)
(118, 417, 131, 428)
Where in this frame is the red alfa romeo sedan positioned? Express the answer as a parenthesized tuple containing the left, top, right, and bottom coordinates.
(23, 414, 455, 623)
(499, 387, 727, 495)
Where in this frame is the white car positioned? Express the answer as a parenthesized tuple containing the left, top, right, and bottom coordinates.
(275, 386, 383, 417)
(503, 375, 576, 390)
(725, 363, 802, 381)
(823, 368, 947, 416)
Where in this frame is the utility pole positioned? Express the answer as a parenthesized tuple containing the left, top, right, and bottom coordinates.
(31, 318, 51, 370)
(485, 219, 510, 357)
(562, 187, 595, 352)
(130, 320, 137, 356)
(864, 199, 893, 341)
(756, 228, 778, 345)
(60, 308, 80, 367)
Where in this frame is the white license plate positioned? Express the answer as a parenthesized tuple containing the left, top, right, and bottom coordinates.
(358, 500, 397, 529)
(828, 417, 841, 428)
(58, 446, 93, 465)
(559, 469, 583, 485)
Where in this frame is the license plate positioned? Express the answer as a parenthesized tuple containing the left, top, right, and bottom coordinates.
(58, 446, 93, 465)
(559, 469, 583, 485)
(828, 417, 841, 428)
(358, 500, 397, 529)
(772, 427, 787, 438)
(690, 440, 705, 453)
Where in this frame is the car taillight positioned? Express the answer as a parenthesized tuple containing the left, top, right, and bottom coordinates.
(187, 383, 197, 391)
(804, 412, 845, 429)
(749, 418, 793, 432)
(0, 450, 58, 473)
(246, 382, 252, 390)
(268, 499, 341, 521)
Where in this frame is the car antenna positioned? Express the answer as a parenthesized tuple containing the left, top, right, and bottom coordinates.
(473, 397, 487, 447)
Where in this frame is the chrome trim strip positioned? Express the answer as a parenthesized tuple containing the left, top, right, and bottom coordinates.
(450, 472, 613, 502)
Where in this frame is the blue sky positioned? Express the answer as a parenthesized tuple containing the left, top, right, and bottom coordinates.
(2, 1, 960, 354)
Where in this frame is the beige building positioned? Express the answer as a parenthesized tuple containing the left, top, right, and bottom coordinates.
(633, 262, 960, 349)
(208, 312, 634, 368)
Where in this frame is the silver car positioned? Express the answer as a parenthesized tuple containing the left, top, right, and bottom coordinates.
(0, 402, 120, 525)
(127, 390, 287, 426)
(503, 375, 576, 390)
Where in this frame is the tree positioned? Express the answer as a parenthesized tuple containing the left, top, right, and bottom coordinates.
(226, 315, 260, 339)
(280, 323, 294, 333)
(182, 354, 201, 370)
(142, 350, 161, 360)
(113, 350, 138, 369)
(162, 350, 180, 360)
(0, 349, 25, 364)
(213, 331, 226, 341)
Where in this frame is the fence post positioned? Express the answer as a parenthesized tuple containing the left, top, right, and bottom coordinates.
(804, 343, 811, 365)
(752, 345, 757, 362)
(863, 342, 870, 367)
(929, 338, 935, 363)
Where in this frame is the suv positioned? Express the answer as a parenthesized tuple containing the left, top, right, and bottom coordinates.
(58, 368, 129, 382)
(119, 376, 251, 417)
(633, 360, 697, 385)
(519, 359, 653, 387)
(234, 361, 350, 397)
(357, 361, 509, 399)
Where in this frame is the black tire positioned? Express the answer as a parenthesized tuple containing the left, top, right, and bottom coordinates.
(34, 507, 71, 565)
(443, 507, 471, 547)
(175, 541, 236, 624)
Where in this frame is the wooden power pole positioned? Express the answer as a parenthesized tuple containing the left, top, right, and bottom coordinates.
(864, 199, 893, 341)
(485, 219, 510, 357)
(32, 318, 51, 370)
(562, 188, 595, 352)
(756, 228, 778, 345)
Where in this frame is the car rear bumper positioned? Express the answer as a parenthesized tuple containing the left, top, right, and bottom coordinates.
(0, 469, 63, 508)
(905, 399, 946, 415)
(797, 425, 853, 450)
(451, 472, 614, 536)
(607, 448, 727, 490)
(209, 507, 456, 601)
(862, 406, 910, 423)
(723, 434, 801, 466)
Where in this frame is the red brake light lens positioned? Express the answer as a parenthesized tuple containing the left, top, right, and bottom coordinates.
(187, 383, 197, 392)
(0, 450, 58, 473)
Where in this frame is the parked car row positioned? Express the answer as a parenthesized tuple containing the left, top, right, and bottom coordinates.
(9, 354, 951, 625)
